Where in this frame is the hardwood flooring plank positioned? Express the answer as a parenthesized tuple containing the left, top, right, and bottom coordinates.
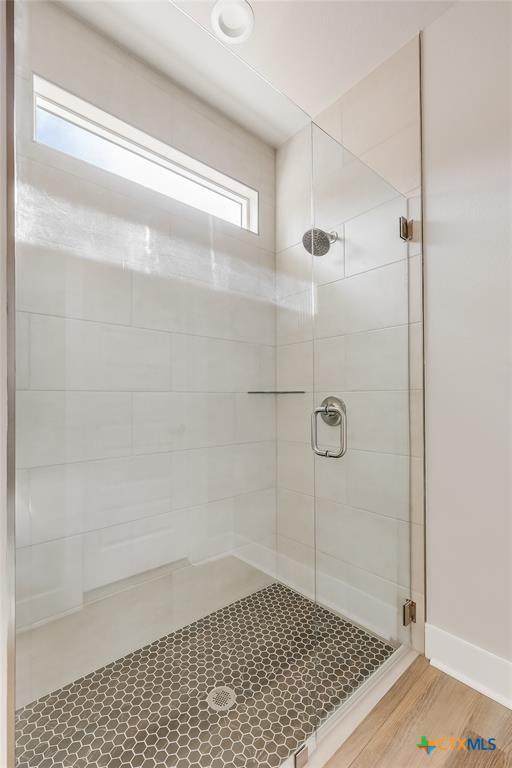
(443, 731, 508, 768)
(347, 667, 479, 768)
(464, 693, 512, 758)
(326, 656, 430, 768)
(325, 657, 512, 768)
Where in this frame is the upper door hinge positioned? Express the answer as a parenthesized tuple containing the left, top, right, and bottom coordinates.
(399, 216, 413, 241)
(403, 599, 417, 627)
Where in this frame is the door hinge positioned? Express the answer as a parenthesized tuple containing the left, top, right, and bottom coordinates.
(295, 744, 309, 768)
(403, 599, 417, 626)
(399, 216, 413, 241)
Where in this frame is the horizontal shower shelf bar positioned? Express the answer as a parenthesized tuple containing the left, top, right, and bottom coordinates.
(247, 390, 306, 394)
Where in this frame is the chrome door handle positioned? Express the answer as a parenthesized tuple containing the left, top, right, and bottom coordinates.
(311, 396, 347, 459)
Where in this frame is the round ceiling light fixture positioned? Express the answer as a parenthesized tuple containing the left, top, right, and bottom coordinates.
(211, 0, 254, 44)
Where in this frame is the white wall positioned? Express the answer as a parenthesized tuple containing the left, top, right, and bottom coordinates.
(423, 1, 512, 706)
(15, 0, 276, 639)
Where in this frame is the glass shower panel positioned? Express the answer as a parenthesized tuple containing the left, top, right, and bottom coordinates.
(311, 123, 412, 705)
(14, 3, 321, 766)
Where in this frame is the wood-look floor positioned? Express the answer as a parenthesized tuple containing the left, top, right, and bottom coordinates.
(325, 657, 512, 768)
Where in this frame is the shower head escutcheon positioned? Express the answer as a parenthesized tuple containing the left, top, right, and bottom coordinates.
(302, 228, 338, 256)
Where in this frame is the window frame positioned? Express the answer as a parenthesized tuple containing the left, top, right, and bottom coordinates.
(32, 74, 259, 234)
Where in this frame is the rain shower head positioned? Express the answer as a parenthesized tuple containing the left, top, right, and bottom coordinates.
(302, 228, 338, 256)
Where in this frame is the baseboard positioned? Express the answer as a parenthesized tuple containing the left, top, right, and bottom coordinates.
(425, 623, 512, 709)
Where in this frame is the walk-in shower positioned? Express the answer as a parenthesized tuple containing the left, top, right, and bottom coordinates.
(12, 2, 414, 766)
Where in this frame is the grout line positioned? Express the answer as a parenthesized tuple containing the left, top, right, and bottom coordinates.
(276, 190, 407, 257)
(16, 308, 277, 348)
(15, 486, 278, 552)
(16, 387, 418, 394)
(276, 320, 420, 348)
(277, 439, 410, 458)
(276, 253, 409, 301)
(277, 485, 421, 527)
(277, 531, 413, 593)
(277, 322, 414, 347)
(16, 439, 277, 471)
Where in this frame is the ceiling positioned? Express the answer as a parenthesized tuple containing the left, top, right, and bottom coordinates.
(177, 1, 452, 117)
(65, 0, 452, 146)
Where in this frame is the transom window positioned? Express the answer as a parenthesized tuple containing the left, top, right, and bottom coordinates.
(33, 75, 259, 233)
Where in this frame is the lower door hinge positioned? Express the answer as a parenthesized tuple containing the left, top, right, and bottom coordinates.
(295, 744, 309, 768)
(399, 216, 413, 241)
(403, 599, 417, 627)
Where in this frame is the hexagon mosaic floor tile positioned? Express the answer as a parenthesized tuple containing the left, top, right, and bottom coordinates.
(16, 583, 395, 768)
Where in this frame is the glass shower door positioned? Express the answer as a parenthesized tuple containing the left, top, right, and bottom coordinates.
(310, 124, 412, 727)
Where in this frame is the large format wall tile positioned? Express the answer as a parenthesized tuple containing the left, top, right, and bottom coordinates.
(29, 315, 172, 391)
(16, 454, 175, 545)
(16, 244, 132, 324)
(132, 392, 238, 453)
(277, 441, 314, 496)
(17, 391, 132, 468)
(277, 289, 313, 345)
(82, 509, 190, 591)
(315, 325, 408, 392)
(344, 197, 407, 276)
(16, 537, 83, 628)
(277, 393, 312, 444)
(316, 498, 409, 585)
(132, 271, 275, 345)
(312, 131, 398, 232)
(315, 259, 408, 339)
(277, 342, 313, 392)
(277, 488, 314, 547)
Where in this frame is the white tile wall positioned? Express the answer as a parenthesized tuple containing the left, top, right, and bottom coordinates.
(28, 315, 172, 391)
(234, 489, 276, 547)
(275, 122, 416, 646)
(315, 259, 408, 339)
(16, 391, 133, 468)
(345, 197, 407, 276)
(316, 498, 409, 585)
(315, 38, 421, 197)
(16, 537, 83, 628)
(315, 390, 409, 455)
(276, 342, 313, 392)
(277, 488, 314, 547)
(277, 394, 312, 444)
(188, 499, 235, 564)
(277, 289, 313, 346)
(83, 509, 190, 591)
(15, 1, 278, 629)
(277, 441, 314, 497)
(276, 126, 311, 253)
(16, 1, 424, 653)
(312, 139, 398, 233)
(16, 312, 30, 390)
(276, 535, 315, 599)
(315, 325, 409, 392)
(16, 243, 132, 324)
(314, 450, 410, 523)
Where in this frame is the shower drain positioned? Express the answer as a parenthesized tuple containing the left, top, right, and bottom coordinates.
(207, 685, 237, 712)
